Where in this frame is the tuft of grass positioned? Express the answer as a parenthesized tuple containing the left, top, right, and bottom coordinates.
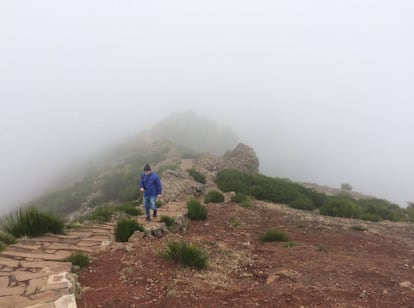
(2, 207, 64, 238)
(229, 217, 241, 227)
(0, 231, 17, 245)
(115, 219, 144, 242)
(156, 200, 163, 208)
(317, 244, 328, 252)
(351, 225, 368, 232)
(231, 192, 248, 203)
(204, 190, 225, 204)
(0, 241, 6, 252)
(187, 199, 208, 221)
(160, 240, 207, 269)
(188, 169, 206, 184)
(160, 215, 176, 227)
(239, 200, 253, 208)
(117, 204, 142, 216)
(83, 206, 115, 223)
(259, 229, 289, 242)
(65, 251, 90, 268)
(283, 241, 300, 248)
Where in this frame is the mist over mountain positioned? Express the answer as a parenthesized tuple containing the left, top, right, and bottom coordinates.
(149, 112, 239, 155)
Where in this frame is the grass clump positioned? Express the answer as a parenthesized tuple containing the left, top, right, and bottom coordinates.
(160, 240, 207, 269)
(160, 215, 176, 227)
(259, 229, 289, 242)
(229, 217, 241, 227)
(115, 219, 144, 242)
(156, 200, 163, 208)
(2, 206, 64, 238)
(65, 251, 90, 268)
(317, 244, 328, 252)
(83, 206, 115, 223)
(231, 192, 248, 203)
(239, 200, 253, 208)
(117, 204, 142, 216)
(204, 190, 225, 204)
(283, 241, 300, 248)
(0, 231, 17, 245)
(187, 199, 208, 221)
(188, 169, 206, 184)
(0, 241, 6, 252)
(351, 225, 368, 232)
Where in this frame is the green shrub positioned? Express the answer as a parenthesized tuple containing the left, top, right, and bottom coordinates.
(204, 191, 225, 204)
(289, 195, 315, 210)
(259, 229, 289, 242)
(83, 206, 116, 223)
(188, 169, 206, 184)
(115, 219, 144, 242)
(320, 197, 362, 219)
(187, 199, 208, 220)
(229, 217, 241, 227)
(357, 198, 404, 222)
(65, 251, 90, 268)
(2, 207, 64, 238)
(161, 241, 207, 269)
(231, 192, 248, 203)
(156, 200, 163, 208)
(0, 231, 17, 245)
(239, 200, 253, 208)
(216, 169, 326, 208)
(160, 215, 176, 227)
(0, 241, 6, 252)
(351, 225, 368, 232)
(117, 204, 142, 216)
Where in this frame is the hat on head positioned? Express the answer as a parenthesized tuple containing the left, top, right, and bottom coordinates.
(144, 164, 151, 171)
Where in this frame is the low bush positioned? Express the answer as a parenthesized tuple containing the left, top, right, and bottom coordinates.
(187, 199, 208, 220)
(289, 195, 315, 210)
(188, 169, 206, 184)
(229, 217, 241, 227)
(0, 231, 17, 245)
(156, 200, 163, 208)
(115, 219, 144, 242)
(204, 191, 225, 204)
(161, 241, 207, 269)
(160, 215, 176, 227)
(239, 200, 253, 208)
(231, 192, 248, 203)
(65, 251, 90, 268)
(2, 207, 64, 238)
(259, 229, 289, 242)
(320, 197, 361, 219)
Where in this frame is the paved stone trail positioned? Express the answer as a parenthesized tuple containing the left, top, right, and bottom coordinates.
(0, 223, 114, 308)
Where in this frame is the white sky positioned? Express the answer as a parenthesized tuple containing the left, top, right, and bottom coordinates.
(1, 0, 413, 212)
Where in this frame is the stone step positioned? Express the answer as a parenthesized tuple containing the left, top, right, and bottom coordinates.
(1, 250, 71, 261)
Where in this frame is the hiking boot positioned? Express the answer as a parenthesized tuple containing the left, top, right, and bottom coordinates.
(146, 217, 151, 222)
(153, 210, 157, 218)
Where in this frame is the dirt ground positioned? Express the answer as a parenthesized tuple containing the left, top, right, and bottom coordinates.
(76, 201, 414, 308)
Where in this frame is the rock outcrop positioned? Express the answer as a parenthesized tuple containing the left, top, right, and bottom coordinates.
(161, 169, 205, 202)
(223, 143, 259, 173)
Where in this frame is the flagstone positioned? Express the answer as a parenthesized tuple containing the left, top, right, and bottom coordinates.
(0, 257, 19, 267)
(13, 270, 49, 282)
(0, 285, 25, 297)
(0, 276, 9, 288)
(0, 295, 33, 307)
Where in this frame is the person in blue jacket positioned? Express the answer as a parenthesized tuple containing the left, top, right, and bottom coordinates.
(139, 163, 162, 221)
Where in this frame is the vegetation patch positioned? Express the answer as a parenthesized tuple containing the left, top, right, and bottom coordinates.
(351, 225, 368, 232)
(317, 244, 328, 252)
(156, 200, 163, 208)
(204, 190, 225, 204)
(229, 217, 241, 227)
(117, 204, 142, 216)
(160, 215, 176, 227)
(319, 197, 362, 219)
(187, 199, 208, 221)
(2, 207, 64, 238)
(259, 229, 289, 242)
(283, 241, 300, 248)
(65, 251, 90, 268)
(157, 164, 178, 175)
(188, 169, 206, 184)
(289, 195, 316, 210)
(0, 231, 17, 245)
(231, 192, 248, 203)
(239, 200, 253, 208)
(160, 240, 207, 269)
(0, 241, 6, 252)
(115, 219, 144, 242)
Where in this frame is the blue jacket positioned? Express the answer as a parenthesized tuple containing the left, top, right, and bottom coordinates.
(139, 172, 162, 197)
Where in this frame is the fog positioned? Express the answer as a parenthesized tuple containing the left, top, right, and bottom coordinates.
(1, 1, 413, 214)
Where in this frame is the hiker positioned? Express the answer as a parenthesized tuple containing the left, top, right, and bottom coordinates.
(139, 163, 162, 221)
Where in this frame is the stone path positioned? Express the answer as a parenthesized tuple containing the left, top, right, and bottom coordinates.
(0, 223, 114, 308)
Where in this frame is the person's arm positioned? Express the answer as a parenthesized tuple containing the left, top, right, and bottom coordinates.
(156, 175, 162, 197)
(139, 173, 145, 192)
